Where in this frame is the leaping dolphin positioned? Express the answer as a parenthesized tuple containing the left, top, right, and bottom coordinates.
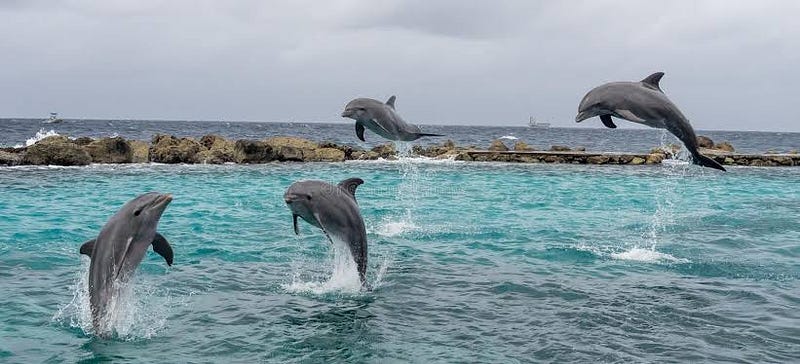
(575, 72, 725, 171)
(284, 178, 369, 288)
(78, 192, 174, 336)
(341, 96, 443, 142)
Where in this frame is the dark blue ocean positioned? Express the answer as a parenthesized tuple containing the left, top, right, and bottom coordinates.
(1, 118, 798, 153)
(1, 118, 799, 362)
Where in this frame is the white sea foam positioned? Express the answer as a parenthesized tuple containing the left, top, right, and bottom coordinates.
(14, 128, 60, 148)
(610, 247, 689, 263)
(52, 258, 172, 340)
(499, 135, 519, 140)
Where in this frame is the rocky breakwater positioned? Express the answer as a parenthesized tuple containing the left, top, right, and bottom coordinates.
(1, 134, 797, 167)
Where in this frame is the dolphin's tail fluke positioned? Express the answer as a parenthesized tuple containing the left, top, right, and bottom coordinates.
(693, 152, 726, 171)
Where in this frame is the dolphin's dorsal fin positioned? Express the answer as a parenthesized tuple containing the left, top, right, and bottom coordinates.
(79, 239, 96, 257)
(338, 178, 364, 200)
(641, 72, 664, 91)
(386, 95, 396, 109)
(151, 232, 173, 266)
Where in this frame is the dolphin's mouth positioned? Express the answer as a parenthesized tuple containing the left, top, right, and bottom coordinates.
(151, 194, 173, 208)
(341, 110, 354, 118)
(575, 111, 594, 123)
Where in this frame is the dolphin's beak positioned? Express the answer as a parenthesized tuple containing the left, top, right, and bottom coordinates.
(575, 111, 594, 123)
(284, 194, 296, 204)
(341, 110, 353, 118)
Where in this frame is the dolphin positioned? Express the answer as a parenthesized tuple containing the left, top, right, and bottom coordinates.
(341, 96, 443, 142)
(78, 192, 174, 336)
(284, 178, 369, 287)
(575, 72, 725, 171)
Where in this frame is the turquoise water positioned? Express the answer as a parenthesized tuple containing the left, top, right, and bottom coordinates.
(1, 160, 799, 362)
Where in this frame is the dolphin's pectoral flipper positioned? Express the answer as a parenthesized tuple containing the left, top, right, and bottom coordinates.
(79, 239, 96, 257)
(293, 214, 300, 235)
(355, 122, 366, 142)
(386, 95, 396, 109)
(415, 133, 444, 138)
(614, 109, 647, 123)
(641, 72, 665, 92)
(600, 115, 617, 129)
(338, 178, 364, 201)
(151, 233, 173, 266)
(313, 212, 335, 245)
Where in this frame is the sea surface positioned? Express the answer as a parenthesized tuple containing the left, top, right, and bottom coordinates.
(1, 154, 799, 362)
(1, 118, 799, 153)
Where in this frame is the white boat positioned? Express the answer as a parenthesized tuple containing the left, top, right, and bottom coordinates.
(528, 116, 550, 128)
(43, 112, 63, 124)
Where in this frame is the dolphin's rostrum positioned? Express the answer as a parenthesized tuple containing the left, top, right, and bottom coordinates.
(341, 95, 443, 142)
(79, 192, 174, 336)
(284, 178, 369, 288)
(575, 72, 725, 171)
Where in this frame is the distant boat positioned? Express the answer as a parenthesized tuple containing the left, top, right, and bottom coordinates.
(43, 112, 63, 124)
(528, 116, 550, 128)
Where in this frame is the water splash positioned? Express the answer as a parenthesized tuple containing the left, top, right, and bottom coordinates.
(52, 259, 172, 340)
(14, 128, 60, 148)
(283, 238, 388, 294)
(610, 247, 689, 263)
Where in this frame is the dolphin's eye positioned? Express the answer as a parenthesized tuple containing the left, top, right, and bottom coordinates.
(306, 195, 312, 200)
(134, 208, 142, 216)
(358, 108, 366, 111)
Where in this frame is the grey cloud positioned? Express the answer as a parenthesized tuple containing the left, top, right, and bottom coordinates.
(0, 0, 798, 131)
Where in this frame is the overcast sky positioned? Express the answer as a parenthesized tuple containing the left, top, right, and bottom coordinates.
(1, 0, 798, 131)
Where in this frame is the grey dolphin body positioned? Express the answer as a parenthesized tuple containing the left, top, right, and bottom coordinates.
(575, 72, 725, 171)
(78, 192, 174, 336)
(341, 96, 443, 142)
(284, 178, 369, 287)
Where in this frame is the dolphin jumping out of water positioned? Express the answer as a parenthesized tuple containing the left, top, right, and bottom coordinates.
(341, 96, 443, 142)
(575, 72, 725, 171)
(284, 178, 369, 288)
(78, 192, 174, 336)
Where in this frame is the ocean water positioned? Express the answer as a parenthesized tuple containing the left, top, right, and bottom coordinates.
(1, 158, 799, 362)
(2, 118, 799, 153)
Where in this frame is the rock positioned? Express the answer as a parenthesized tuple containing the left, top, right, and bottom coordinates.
(646, 153, 664, 164)
(22, 135, 91, 166)
(84, 137, 133, 163)
(696, 135, 714, 148)
(714, 141, 735, 153)
(197, 134, 236, 164)
(0, 150, 22, 166)
(130, 141, 150, 163)
(574, 146, 586, 152)
(789, 150, 798, 155)
(73, 137, 94, 146)
(234, 140, 274, 163)
(488, 139, 509, 152)
(442, 139, 456, 151)
(586, 155, 610, 164)
(318, 142, 358, 159)
(371, 143, 396, 158)
(150, 134, 202, 163)
(265, 136, 317, 161)
(455, 152, 473, 161)
(723, 157, 735, 165)
(549, 145, 571, 152)
(513, 141, 534, 151)
(544, 155, 565, 163)
(630, 157, 646, 165)
(310, 147, 345, 162)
